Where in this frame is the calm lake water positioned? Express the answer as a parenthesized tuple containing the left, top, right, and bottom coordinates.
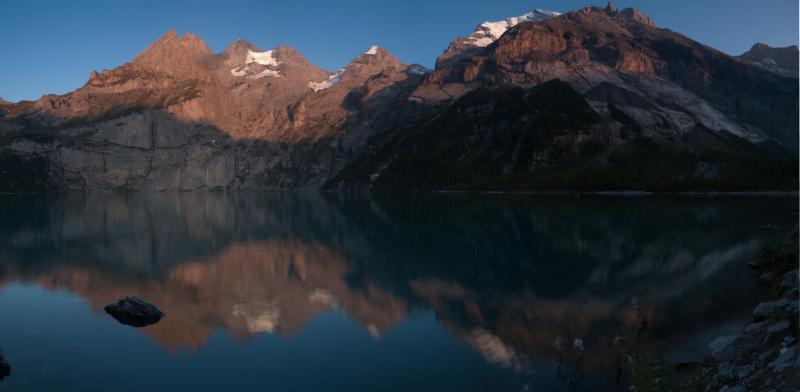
(0, 193, 795, 391)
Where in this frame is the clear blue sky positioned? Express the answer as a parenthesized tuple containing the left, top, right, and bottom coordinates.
(1, 0, 797, 102)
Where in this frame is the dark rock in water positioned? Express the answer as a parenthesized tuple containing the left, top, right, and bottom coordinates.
(104, 296, 164, 327)
(0, 354, 9, 381)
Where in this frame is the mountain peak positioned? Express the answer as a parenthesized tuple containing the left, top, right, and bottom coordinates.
(222, 39, 261, 56)
(360, 45, 390, 58)
(469, 9, 561, 48)
(348, 45, 402, 70)
(738, 43, 799, 78)
(747, 42, 799, 53)
(133, 30, 214, 76)
(135, 29, 212, 58)
(436, 9, 560, 68)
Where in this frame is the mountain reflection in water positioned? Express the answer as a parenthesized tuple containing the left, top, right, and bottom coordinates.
(0, 193, 794, 391)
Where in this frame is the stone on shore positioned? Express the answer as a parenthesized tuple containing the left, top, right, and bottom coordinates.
(764, 321, 791, 347)
(768, 345, 798, 373)
(709, 335, 758, 361)
(752, 298, 790, 322)
(779, 269, 798, 291)
(104, 296, 164, 327)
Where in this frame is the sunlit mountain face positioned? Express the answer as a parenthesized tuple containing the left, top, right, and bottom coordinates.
(0, 193, 794, 390)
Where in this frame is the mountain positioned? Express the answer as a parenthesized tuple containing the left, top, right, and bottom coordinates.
(334, 6, 797, 191)
(0, 32, 422, 191)
(411, 6, 796, 147)
(0, 6, 796, 193)
(738, 43, 799, 78)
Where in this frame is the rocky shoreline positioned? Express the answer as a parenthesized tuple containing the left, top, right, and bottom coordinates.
(701, 227, 799, 392)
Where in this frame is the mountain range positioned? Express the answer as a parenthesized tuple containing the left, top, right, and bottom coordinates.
(0, 5, 797, 192)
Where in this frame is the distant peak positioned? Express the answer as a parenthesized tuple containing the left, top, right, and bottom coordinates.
(738, 42, 799, 77)
(135, 29, 212, 62)
(161, 29, 179, 40)
(746, 42, 799, 52)
(353, 45, 399, 63)
(406, 64, 431, 76)
(223, 39, 260, 54)
(343, 45, 403, 74)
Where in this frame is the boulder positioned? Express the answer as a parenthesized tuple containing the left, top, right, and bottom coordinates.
(768, 345, 798, 373)
(717, 361, 736, 380)
(752, 299, 790, 322)
(756, 348, 775, 364)
(780, 269, 798, 291)
(764, 321, 791, 347)
(104, 296, 164, 327)
(709, 335, 759, 361)
(744, 320, 768, 334)
(736, 363, 754, 379)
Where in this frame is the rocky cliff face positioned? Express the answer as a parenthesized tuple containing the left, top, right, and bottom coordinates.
(0, 6, 796, 192)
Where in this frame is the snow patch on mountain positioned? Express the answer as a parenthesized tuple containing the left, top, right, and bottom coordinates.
(308, 69, 345, 92)
(253, 69, 281, 79)
(365, 45, 379, 55)
(230, 67, 248, 77)
(467, 9, 561, 47)
(230, 49, 282, 78)
(246, 50, 279, 66)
